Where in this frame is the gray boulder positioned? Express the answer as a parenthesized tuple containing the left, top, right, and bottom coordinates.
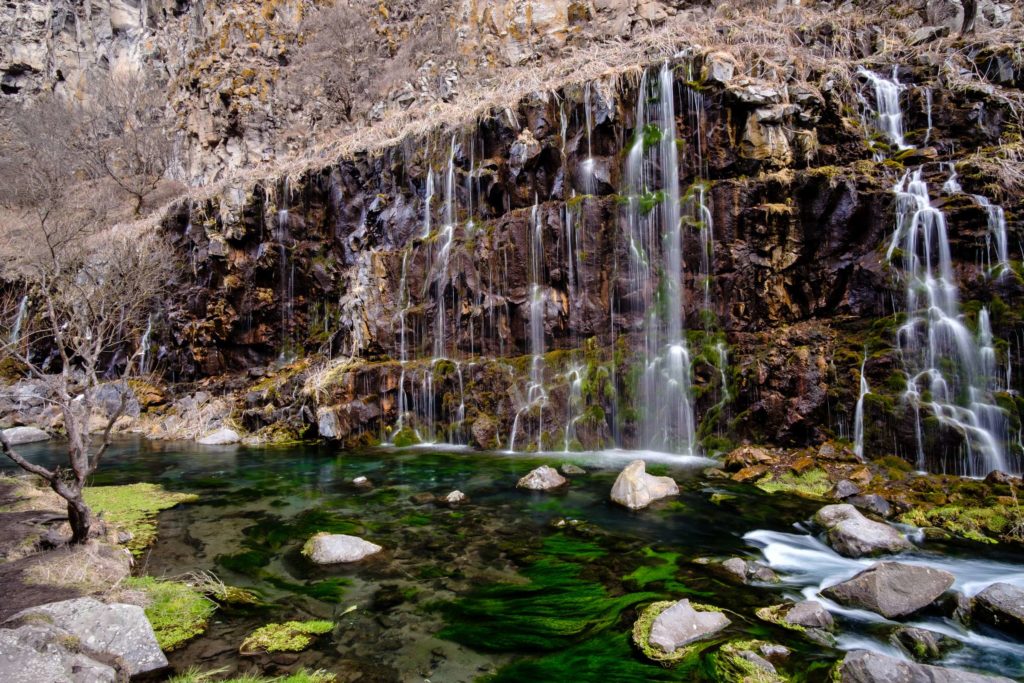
(197, 427, 240, 445)
(4, 597, 167, 676)
(610, 460, 679, 510)
(1, 426, 50, 445)
(785, 600, 834, 630)
(832, 479, 862, 500)
(561, 463, 586, 475)
(814, 504, 912, 557)
(837, 650, 1014, 682)
(721, 557, 749, 583)
(648, 599, 731, 653)
(847, 494, 893, 518)
(890, 625, 960, 662)
(304, 533, 382, 564)
(973, 582, 1024, 638)
(517, 465, 567, 491)
(822, 562, 954, 618)
(0, 624, 117, 683)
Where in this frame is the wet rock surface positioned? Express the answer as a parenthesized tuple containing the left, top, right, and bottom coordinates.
(814, 504, 912, 557)
(647, 599, 731, 653)
(837, 650, 1014, 683)
(822, 562, 955, 618)
(304, 533, 383, 564)
(516, 465, 567, 491)
(972, 582, 1024, 637)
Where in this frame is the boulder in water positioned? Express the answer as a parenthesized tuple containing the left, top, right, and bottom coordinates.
(561, 463, 586, 475)
(784, 600, 834, 629)
(444, 490, 468, 505)
(814, 504, 911, 557)
(197, 427, 240, 445)
(821, 561, 954, 618)
(3, 597, 167, 676)
(633, 599, 730, 661)
(972, 582, 1024, 638)
(1, 427, 50, 445)
(890, 625, 960, 661)
(611, 460, 679, 510)
(303, 533, 382, 564)
(836, 650, 1013, 682)
(517, 465, 567, 491)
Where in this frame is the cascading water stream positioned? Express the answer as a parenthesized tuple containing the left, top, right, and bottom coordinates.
(508, 198, 548, 452)
(563, 364, 584, 452)
(852, 351, 869, 460)
(975, 195, 1010, 278)
(138, 314, 153, 376)
(623, 61, 698, 456)
(887, 168, 1012, 475)
(858, 67, 909, 154)
(9, 295, 28, 346)
(277, 178, 295, 361)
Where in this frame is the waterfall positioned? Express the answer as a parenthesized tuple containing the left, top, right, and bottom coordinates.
(9, 295, 28, 346)
(858, 67, 909, 152)
(138, 314, 153, 376)
(420, 167, 434, 238)
(277, 178, 294, 361)
(853, 351, 869, 460)
(508, 198, 548, 451)
(623, 62, 698, 456)
(923, 86, 933, 145)
(888, 168, 1012, 476)
(563, 364, 584, 452)
(974, 195, 1010, 278)
(579, 82, 596, 193)
(432, 137, 458, 361)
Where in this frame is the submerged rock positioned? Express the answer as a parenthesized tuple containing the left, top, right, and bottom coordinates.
(837, 650, 1013, 682)
(1, 426, 50, 445)
(444, 490, 468, 505)
(197, 427, 240, 445)
(303, 533, 382, 564)
(814, 504, 912, 557)
(560, 463, 586, 475)
(517, 465, 567, 491)
(973, 582, 1024, 638)
(890, 625, 960, 662)
(822, 562, 954, 618)
(643, 599, 731, 654)
(3, 597, 167, 676)
(611, 460, 679, 510)
(721, 557, 749, 583)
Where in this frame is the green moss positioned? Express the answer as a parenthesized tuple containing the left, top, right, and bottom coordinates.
(711, 640, 785, 682)
(391, 427, 421, 447)
(239, 620, 334, 654)
(632, 601, 725, 665)
(755, 469, 831, 499)
(899, 503, 1020, 544)
(84, 483, 198, 554)
(125, 577, 216, 651)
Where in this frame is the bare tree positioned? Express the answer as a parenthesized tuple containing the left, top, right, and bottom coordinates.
(0, 95, 174, 544)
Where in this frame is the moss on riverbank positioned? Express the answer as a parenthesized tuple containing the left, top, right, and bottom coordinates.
(84, 483, 198, 553)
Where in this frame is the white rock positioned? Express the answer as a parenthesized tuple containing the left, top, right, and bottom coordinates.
(197, 427, 240, 445)
(304, 533, 382, 564)
(610, 459, 679, 510)
(648, 599, 731, 653)
(445, 490, 467, 504)
(4, 598, 167, 676)
(1, 426, 50, 445)
(517, 465, 567, 490)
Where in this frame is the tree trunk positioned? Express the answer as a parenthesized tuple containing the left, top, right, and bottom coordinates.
(67, 495, 92, 544)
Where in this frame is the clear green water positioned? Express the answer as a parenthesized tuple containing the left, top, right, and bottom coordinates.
(4, 438, 1009, 682)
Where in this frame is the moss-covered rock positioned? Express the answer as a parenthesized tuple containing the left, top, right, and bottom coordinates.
(124, 576, 217, 651)
(239, 619, 334, 654)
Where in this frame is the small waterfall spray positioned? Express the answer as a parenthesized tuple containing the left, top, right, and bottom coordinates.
(858, 67, 909, 153)
(138, 314, 153, 376)
(563, 364, 585, 452)
(276, 178, 295, 361)
(623, 61, 698, 455)
(974, 195, 1010, 278)
(853, 351, 870, 460)
(9, 295, 28, 346)
(887, 169, 1012, 475)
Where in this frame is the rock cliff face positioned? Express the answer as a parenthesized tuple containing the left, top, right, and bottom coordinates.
(3, 1, 1023, 471)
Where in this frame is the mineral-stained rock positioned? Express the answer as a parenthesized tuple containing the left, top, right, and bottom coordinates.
(972, 582, 1024, 638)
(517, 465, 567, 491)
(610, 460, 679, 509)
(723, 445, 773, 471)
(814, 504, 912, 557)
(822, 562, 955, 618)
(837, 650, 1013, 682)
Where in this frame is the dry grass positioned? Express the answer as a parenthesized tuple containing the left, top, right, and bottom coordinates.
(23, 542, 131, 592)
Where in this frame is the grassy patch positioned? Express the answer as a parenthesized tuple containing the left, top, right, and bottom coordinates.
(125, 576, 217, 651)
(756, 469, 831, 499)
(239, 620, 334, 654)
(168, 666, 336, 683)
(84, 483, 198, 553)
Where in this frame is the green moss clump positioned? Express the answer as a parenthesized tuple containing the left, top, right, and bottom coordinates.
(125, 577, 216, 651)
(391, 427, 421, 447)
(710, 640, 785, 682)
(899, 503, 1020, 544)
(632, 601, 725, 665)
(84, 483, 198, 553)
(239, 620, 334, 654)
(755, 469, 831, 499)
